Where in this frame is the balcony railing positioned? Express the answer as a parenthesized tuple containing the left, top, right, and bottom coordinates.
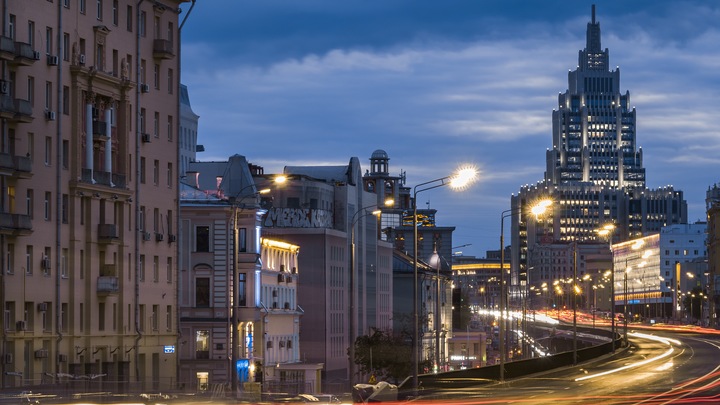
(97, 223, 118, 241)
(0, 212, 32, 236)
(153, 39, 174, 59)
(81, 168, 127, 189)
(12, 42, 35, 66)
(97, 276, 119, 294)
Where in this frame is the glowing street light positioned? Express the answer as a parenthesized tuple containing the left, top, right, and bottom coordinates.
(412, 166, 478, 392)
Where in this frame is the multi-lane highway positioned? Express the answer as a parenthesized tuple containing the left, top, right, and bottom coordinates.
(418, 329, 720, 404)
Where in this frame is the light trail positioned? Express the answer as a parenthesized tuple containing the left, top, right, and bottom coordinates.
(574, 332, 678, 382)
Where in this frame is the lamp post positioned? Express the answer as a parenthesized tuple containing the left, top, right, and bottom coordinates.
(411, 166, 478, 393)
(624, 262, 630, 346)
(596, 223, 615, 351)
(499, 199, 551, 381)
(348, 205, 384, 386)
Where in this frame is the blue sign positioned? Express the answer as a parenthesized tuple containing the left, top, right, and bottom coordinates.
(628, 299, 640, 304)
(237, 359, 250, 383)
(163, 345, 175, 354)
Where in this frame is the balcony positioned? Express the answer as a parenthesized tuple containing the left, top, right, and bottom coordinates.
(0, 36, 14, 60)
(97, 223, 119, 242)
(0, 153, 33, 179)
(93, 121, 108, 138)
(0, 96, 33, 123)
(12, 42, 36, 66)
(153, 39, 174, 59)
(0, 212, 32, 236)
(97, 276, 119, 294)
(81, 168, 127, 189)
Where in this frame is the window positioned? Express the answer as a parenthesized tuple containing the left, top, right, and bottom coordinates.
(140, 157, 146, 183)
(166, 305, 172, 331)
(139, 10, 146, 37)
(96, 0, 103, 20)
(126, 5, 132, 31)
(45, 27, 52, 55)
(153, 64, 159, 89)
(238, 228, 247, 252)
(63, 87, 69, 115)
(167, 115, 173, 141)
(62, 33, 70, 61)
(166, 257, 172, 283)
(61, 303, 68, 332)
(44, 192, 51, 220)
(195, 330, 209, 359)
(62, 139, 69, 168)
(153, 159, 159, 185)
(153, 256, 159, 282)
(167, 69, 173, 94)
(44, 136, 51, 165)
(6, 244, 14, 275)
(112, 0, 118, 25)
(153, 112, 159, 137)
(195, 278, 210, 307)
(99, 302, 105, 331)
(27, 76, 34, 106)
(152, 305, 158, 330)
(45, 81, 52, 111)
(139, 255, 145, 281)
(28, 21, 35, 48)
(167, 163, 172, 188)
(25, 245, 33, 275)
(196, 226, 210, 252)
(8, 14, 15, 40)
(238, 273, 247, 306)
(61, 194, 68, 223)
(26, 190, 33, 219)
(61, 248, 68, 277)
(79, 303, 84, 332)
(80, 0, 86, 14)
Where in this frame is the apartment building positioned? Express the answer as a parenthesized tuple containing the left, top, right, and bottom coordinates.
(0, 0, 187, 391)
(182, 155, 321, 395)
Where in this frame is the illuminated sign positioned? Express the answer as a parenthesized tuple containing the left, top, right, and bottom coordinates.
(163, 345, 175, 354)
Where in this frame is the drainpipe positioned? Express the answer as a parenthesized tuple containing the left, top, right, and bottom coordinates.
(134, 0, 144, 385)
(55, 0, 64, 382)
(0, 0, 7, 389)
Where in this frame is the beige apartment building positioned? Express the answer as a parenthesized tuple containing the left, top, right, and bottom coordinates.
(0, 0, 187, 391)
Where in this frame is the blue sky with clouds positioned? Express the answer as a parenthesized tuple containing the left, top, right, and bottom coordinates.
(180, 0, 720, 258)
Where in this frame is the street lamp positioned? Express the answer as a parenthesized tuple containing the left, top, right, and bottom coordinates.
(412, 166, 478, 392)
(596, 223, 616, 351)
(499, 198, 551, 381)
(348, 199, 390, 385)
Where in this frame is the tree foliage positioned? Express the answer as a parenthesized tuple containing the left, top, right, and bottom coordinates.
(352, 327, 417, 385)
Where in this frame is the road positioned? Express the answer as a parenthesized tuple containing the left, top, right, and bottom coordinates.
(418, 329, 720, 404)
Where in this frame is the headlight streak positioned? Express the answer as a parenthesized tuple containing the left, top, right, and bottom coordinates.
(574, 332, 676, 382)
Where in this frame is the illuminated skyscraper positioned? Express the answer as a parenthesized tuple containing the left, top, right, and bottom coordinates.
(511, 6, 687, 298)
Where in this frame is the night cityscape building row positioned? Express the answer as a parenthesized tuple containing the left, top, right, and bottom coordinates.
(1, 0, 719, 397)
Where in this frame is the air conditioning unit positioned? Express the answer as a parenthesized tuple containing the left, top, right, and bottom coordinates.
(78, 54, 86, 65)
(47, 55, 59, 66)
(32, 51, 40, 60)
(155, 233, 164, 242)
(4, 353, 12, 364)
(142, 231, 152, 241)
(140, 84, 150, 93)
(15, 321, 26, 331)
(168, 234, 177, 243)
(58, 354, 68, 363)
(34, 349, 48, 359)
(0, 80, 8, 95)
(37, 302, 48, 312)
(45, 111, 56, 121)
(141, 133, 151, 143)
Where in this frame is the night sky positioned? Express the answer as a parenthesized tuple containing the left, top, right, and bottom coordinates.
(180, 1, 720, 258)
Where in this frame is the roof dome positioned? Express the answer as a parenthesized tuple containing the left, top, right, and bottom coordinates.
(371, 149, 389, 160)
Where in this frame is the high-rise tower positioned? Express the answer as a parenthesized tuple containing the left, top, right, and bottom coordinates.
(511, 6, 687, 297)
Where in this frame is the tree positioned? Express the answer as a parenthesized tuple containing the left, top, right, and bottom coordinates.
(352, 328, 417, 385)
